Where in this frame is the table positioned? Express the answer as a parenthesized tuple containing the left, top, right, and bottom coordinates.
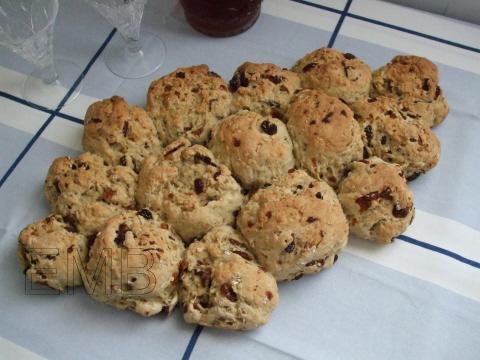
(0, 0, 479, 359)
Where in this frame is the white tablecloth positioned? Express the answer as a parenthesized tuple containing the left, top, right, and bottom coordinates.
(0, 0, 479, 359)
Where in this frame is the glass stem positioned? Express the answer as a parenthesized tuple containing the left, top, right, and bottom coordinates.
(125, 36, 142, 54)
(39, 58, 59, 85)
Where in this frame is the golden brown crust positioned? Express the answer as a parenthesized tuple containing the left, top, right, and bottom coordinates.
(17, 214, 89, 291)
(208, 110, 295, 189)
(371, 55, 439, 100)
(86, 210, 185, 317)
(237, 170, 348, 281)
(338, 157, 415, 244)
(83, 96, 161, 171)
(350, 96, 441, 180)
(147, 65, 232, 144)
(136, 139, 243, 242)
(396, 94, 449, 128)
(371, 56, 449, 126)
(180, 226, 278, 330)
(44, 152, 137, 235)
(292, 48, 372, 104)
(286, 89, 363, 187)
(229, 62, 301, 119)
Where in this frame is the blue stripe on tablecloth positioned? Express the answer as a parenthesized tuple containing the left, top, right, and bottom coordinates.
(55, 112, 84, 125)
(346, 13, 480, 54)
(0, 89, 83, 124)
(178, 8, 355, 358)
(0, 28, 116, 189)
(177, 234, 480, 359)
(328, 0, 353, 47)
(0, 90, 54, 114)
(0, 114, 55, 188)
(52, 28, 117, 113)
(291, 0, 480, 53)
(181, 325, 204, 360)
(290, 0, 342, 14)
(0, 5, 478, 358)
(397, 235, 480, 269)
(0, 2, 478, 118)
(175, 3, 479, 357)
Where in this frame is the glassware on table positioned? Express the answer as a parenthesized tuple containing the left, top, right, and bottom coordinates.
(0, 0, 83, 107)
(84, 0, 166, 79)
(180, 0, 262, 37)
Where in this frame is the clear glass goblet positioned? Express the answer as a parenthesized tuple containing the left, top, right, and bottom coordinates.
(0, 0, 83, 107)
(84, 0, 166, 79)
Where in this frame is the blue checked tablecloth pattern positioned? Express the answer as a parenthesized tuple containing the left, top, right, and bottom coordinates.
(0, 0, 479, 359)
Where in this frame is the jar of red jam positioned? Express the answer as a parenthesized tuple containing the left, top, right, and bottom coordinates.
(180, 0, 262, 37)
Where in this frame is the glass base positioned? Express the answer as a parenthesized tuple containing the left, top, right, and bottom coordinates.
(105, 30, 166, 79)
(22, 58, 83, 109)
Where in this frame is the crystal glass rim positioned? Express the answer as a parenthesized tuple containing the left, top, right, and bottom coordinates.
(3, 0, 61, 36)
(10, 0, 60, 35)
(0, 0, 60, 48)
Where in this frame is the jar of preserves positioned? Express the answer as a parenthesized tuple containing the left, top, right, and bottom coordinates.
(180, 0, 262, 37)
